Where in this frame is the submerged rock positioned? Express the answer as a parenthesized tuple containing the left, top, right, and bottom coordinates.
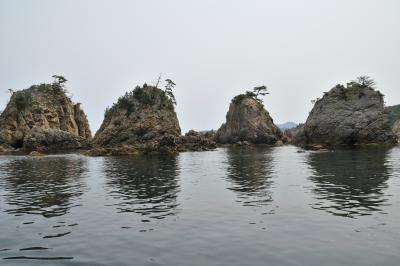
(294, 82, 397, 146)
(92, 85, 215, 155)
(0, 82, 92, 152)
(216, 94, 282, 144)
(28, 150, 44, 156)
(83, 145, 139, 156)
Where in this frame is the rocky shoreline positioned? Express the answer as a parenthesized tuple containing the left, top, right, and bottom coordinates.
(0, 76, 399, 156)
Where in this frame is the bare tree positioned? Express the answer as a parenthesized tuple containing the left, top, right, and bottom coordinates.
(353, 76, 376, 88)
(155, 73, 162, 88)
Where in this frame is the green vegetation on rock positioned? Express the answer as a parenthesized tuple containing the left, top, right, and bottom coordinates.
(105, 83, 175, 118)
(0, 76, 92, 151)
(386, 105, 400, 126)
(14, 91, 32, 112)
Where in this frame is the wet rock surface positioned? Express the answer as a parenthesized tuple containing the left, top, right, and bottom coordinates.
(23, 127, 91, 153)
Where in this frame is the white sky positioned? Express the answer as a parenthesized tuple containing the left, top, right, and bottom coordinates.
(1, 0, 399, 133)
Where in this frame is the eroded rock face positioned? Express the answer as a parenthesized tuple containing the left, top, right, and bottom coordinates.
(92, 85, 216, 155)
(0, 83, 92, 151)
(94, 85, 181, 148)
(295, 83, 396, 146)
(23, 127, 91, 152)
(216, 95, 282, 144)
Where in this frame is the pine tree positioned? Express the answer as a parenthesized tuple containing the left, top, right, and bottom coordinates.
(165, 79, 177, 105)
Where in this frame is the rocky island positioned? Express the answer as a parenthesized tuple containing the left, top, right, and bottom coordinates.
(0, 76, 398, 155)
(216, 87, 283, 145)
(88, 83, 216, 155)
(291, 77, 398, 147)
(0, 77, 92, 154)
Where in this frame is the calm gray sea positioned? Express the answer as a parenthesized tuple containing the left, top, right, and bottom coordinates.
(1, 146, 399, 266)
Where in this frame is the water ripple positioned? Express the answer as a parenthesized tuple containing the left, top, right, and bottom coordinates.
(0, 155, 88, 217)
(307, 148, 392, 217)
(103, 155, 180, 220)
(224, 147, 275, 207)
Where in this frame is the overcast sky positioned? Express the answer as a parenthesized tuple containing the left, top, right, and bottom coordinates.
(0, 0, 399, 133)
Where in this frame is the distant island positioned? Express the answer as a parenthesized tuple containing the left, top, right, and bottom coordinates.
(0, 75, 399, 155)
(277, 122, 298, 131)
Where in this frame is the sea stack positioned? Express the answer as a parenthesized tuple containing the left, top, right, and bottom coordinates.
(216, 93, 282, 144)
(0, 81, 92, 153)
(293, 78, 397, 146)
(92, 84, 215, 155)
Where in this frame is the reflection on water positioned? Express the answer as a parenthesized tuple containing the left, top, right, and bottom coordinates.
(307, 149, 392, 218)
(0, 147, 399, 265)
(0, 156, 88, 217)
(103, 155, 180, 219)
(225, 147, 275, 207)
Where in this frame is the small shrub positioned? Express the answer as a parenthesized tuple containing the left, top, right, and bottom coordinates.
(387, 105, 400, 125)
(133, 86, 154, 105)
(245, 91, 256, 98)
(117, 94, 135, 116)
(37, 83, 47, 91)
(232, 94, 247, 104)
(14, 91, 31, 112)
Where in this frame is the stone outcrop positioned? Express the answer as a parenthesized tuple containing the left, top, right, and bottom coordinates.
(283, 124, 305, 144)
(392, 120, 400, 140)
(180, 130, 217, 151)
(0, 83, 92, 152)
(216, 94, 282, 144)
(386, 105, 400, 141)
(23, 127, 91, 152)
(293, 82, 397, 146)
(92, 85, 216, 155)
(0, 142, 13, 153)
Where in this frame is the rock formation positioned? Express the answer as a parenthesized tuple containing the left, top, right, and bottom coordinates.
(180, 130, 217, 151)
(386, 105, 400, 140)
(91, 84, 215, 155)
(216, 94, 282, 144)
(293, 82, 397, 146)
(0, 83, 92, 152)
(283, 124, 305, 144)
(392, 121, 400, 140)
(23, 127, 91, 152)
